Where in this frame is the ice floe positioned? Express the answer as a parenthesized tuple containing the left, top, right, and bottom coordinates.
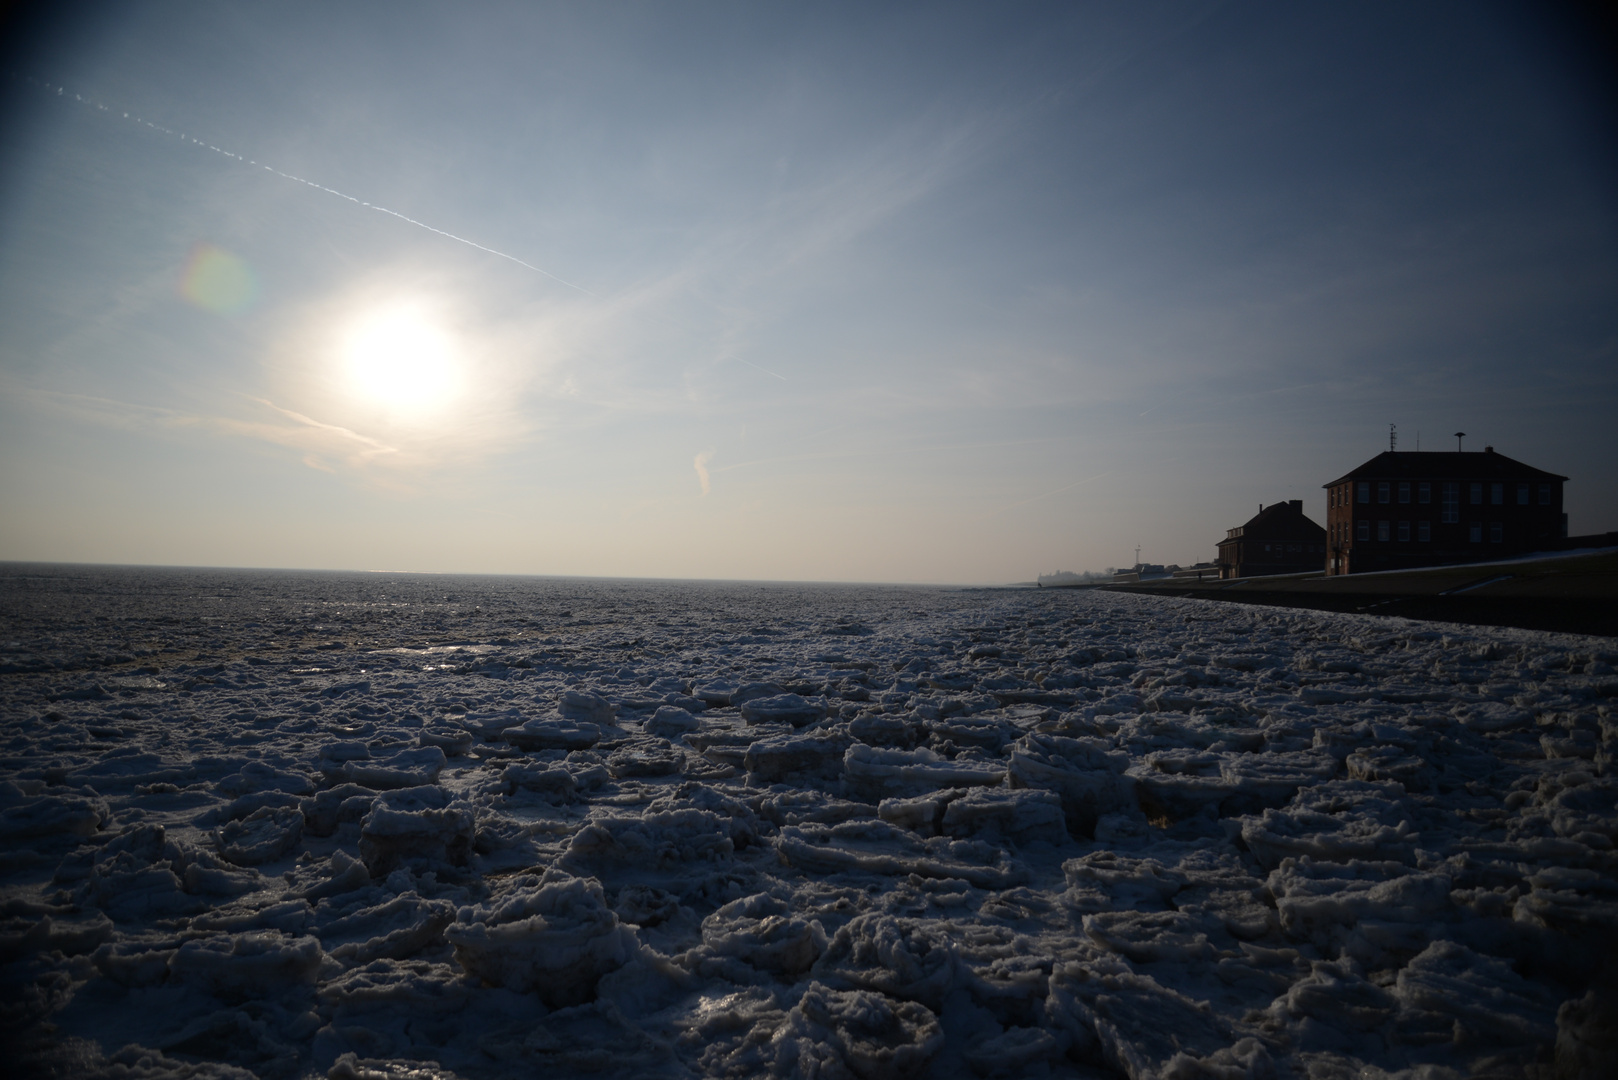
(1, 566, 1614, 1077)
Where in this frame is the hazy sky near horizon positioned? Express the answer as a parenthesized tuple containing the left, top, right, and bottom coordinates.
(2, 2, 1614, 583)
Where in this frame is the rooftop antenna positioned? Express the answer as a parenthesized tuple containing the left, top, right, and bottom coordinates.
(1454, 431, 1465, 452)
(1416, 430, 1420, 451)
(1390, 423, 1397, 452)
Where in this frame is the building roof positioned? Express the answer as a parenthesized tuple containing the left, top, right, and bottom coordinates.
(1220, 499, 1326, 544)
(1323, 450, 1568, 488)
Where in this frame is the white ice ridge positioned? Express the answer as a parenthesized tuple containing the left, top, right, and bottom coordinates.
(0, 566, 1615, 1077)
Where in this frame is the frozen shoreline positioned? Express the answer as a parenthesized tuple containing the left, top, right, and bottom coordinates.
(2, 565, 1615, 1078)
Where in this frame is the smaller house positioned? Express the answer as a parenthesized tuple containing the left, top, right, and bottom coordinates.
(1217, 500, 1327, 579)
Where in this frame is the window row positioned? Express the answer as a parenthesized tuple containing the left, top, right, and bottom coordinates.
(1334, 480, 1552, 509)
(1349, 520, 1506, 543)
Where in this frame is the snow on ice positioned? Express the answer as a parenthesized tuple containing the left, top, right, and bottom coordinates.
(0, 565, 1615, 1078)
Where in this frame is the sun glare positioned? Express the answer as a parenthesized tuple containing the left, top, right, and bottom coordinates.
(341, 304, 461, 416)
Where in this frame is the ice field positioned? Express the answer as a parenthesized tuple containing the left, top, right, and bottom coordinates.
(1, 564, 1614, 1078)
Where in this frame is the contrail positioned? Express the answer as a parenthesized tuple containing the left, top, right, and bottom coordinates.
(737, 357, 788, 381)
(13, 73, 596, 297)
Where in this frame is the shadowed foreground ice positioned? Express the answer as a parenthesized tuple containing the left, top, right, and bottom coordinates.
(1, 566, 1614, 1079)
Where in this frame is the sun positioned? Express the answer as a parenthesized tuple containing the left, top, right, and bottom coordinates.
(341, 303, 462, 416)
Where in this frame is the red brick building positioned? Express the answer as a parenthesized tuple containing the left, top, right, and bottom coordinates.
(1324, 447, 1567, 575)
(1216, 500, 1327, 579)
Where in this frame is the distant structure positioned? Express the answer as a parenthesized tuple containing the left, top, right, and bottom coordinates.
(1324, 447, 1567, 575)
(1036, 570, 1110, 587)
(1112, 562, 1174, 583)
(1217, 500, 1327, 580)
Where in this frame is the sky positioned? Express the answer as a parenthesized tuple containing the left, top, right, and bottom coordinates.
(1, 1, 1615, 584)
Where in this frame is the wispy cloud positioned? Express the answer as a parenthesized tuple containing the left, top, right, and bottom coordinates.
(12, 383, 400, 476)
(693, 449, 715, 495)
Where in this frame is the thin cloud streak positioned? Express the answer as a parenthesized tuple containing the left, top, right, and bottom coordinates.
(13, 74, 596, 297)
(711, 433, 1083, 475)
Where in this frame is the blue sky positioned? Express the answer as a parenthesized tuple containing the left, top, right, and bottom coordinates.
(2, 2, 1614, 582)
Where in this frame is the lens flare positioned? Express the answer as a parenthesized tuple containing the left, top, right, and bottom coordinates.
(179, 243, 258, 314)
(341, 304, 461, 416)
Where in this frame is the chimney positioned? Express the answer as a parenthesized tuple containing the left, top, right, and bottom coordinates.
(1289, 499, 1302, 510)
(1484, 446, 1495, 454)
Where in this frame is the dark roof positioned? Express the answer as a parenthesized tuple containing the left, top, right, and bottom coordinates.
(1223, 499, 1325, 541)
(1324, 450, 1568, 488)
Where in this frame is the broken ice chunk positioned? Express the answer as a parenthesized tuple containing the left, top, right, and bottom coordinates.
(939, 788, 1068, 845)
(559, 689, 617, 727)
(812, 913, 961, 1010)
(1006, 733, 1134, 838)
(1393, 939, 1557, 1049)
(499, 762, 578, 802)
(1267, 857, 1452, 963)
(606, 740, 686, 778)
(740, 693, 828, 728)
(777, 819, 1028, 889)
(501, 716, 603, 752)
(1082, 909, 1222, 963)
(1062, 851, 1184, 912)
(358, 786, 474, 877)
(563, 809, 734, 879)
(644, 705, 701, 737)
(787, 982, 944, 1080)
(1268, 957, 1396, 1034)
(215, 805, 304, 865)
(0, 785, 109, 841)
(417, 727, 473, 755)
(1128, 749, 1336, 821)
(168, 931, 325, 1001)
(730, 681, 786, 707)
(341, 746, 446, 790)
(1239, 780, 1416, 869)
(444, 872, 638, 1006)
(744, 732, 852, 782)
(964, 1026, 1067, 1077)
(317, 892, 456, 964)
(1045, 960, 1253, 1080)
(842, 744, 1006, 801)
(697, 892, 826, 975)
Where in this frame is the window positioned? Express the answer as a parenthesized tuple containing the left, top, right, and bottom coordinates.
(1377, 482, 1390, 504)
(1470, 482, 1483, 505)
(1442, 483, 1459, 523)
(1398, 482, 1410, 504)
(1539, 483, 1551, 506)
(1397, 521, 1410, 541)
(1490, 483, 1503, 505)
(1378, 521, 1390, 541)
(1357, 521, 1370, 541)
(1418, 521, 1431, 542)
(1469, 522, 1482, 543)
(1418, 482, 1431, 504)
(1357, 482, 1370, 504)
(1517, 483, 1529, 505)
(1490, 522, 1503, 543)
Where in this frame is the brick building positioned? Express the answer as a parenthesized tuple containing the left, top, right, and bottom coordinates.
(1324, 447, 1567, 575)
(1216, 500, 1328, 579)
